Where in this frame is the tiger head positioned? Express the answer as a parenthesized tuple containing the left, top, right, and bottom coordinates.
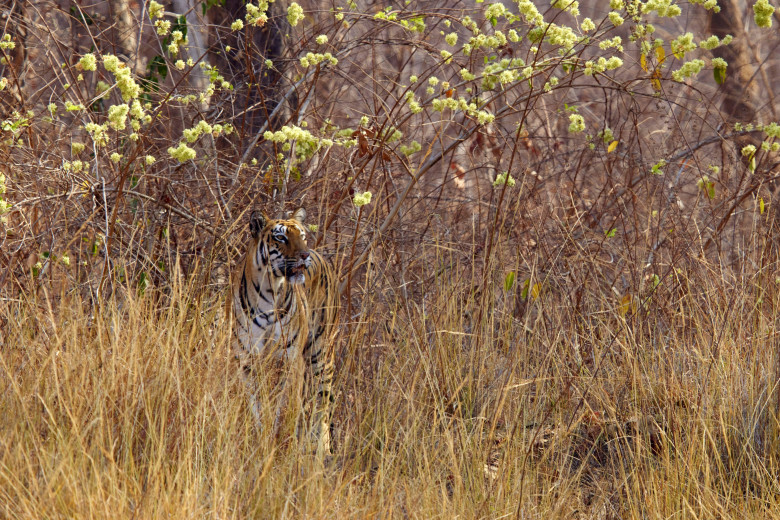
(249, 208, 311, 285)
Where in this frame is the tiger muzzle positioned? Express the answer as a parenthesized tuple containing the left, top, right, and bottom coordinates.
(284, 251, 310, 281)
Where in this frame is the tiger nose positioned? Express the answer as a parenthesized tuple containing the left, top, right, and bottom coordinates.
(299, 251, 310, 261)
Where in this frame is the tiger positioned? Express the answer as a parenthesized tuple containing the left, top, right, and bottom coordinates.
(230, 207, 338, 455)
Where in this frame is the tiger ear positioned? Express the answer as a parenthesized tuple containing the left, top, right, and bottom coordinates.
(291, 207, 307, 223)
(249, 211, 267, 238)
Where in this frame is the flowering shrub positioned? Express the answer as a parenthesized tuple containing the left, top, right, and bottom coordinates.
(0, 0, 776, 302)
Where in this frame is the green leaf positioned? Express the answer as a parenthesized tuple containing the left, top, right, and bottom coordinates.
(202, 0, 225, 16)
(138, 272, 149, 295)
(151, 55, 168, 79)
(175, 15, 188, 39)
(713, 66, 726, 85)
(70, 6, 94, 25)
(142, 55, 168, 93)
(504, 271, 516, 292)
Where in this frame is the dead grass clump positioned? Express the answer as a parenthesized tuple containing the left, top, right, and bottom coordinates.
(3, 241, 780, 518)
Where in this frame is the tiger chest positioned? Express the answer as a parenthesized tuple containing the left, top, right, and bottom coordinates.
(239, 303, 302, 360)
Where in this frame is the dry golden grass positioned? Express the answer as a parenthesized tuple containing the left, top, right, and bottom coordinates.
(2, 241, 780, 519)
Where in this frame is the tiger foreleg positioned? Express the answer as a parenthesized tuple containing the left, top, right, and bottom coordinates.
(273, 353, 306, 446)
(238, 361, 265, 430)
(311, 404, 331, 457)
(308, 338, 335, 456)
